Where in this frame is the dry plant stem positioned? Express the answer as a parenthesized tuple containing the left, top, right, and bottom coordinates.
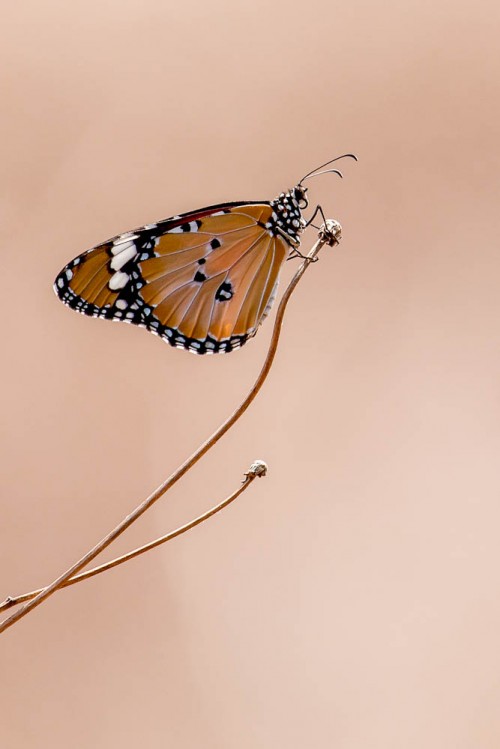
(0, 231, 328, 634)
(0, 470, 261, 613)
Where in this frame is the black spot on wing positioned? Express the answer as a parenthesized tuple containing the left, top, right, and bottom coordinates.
(181, 220, 202, 232)
(215, 281, 234, 302)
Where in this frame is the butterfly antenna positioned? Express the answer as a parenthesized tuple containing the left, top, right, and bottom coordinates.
(299, 153, 358, 185)
(301, 168, 344, 183)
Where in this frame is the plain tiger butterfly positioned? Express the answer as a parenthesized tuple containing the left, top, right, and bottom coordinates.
(54, 155, 356, 354)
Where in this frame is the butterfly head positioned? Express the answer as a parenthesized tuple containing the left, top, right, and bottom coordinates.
(291, 184, 309, 209)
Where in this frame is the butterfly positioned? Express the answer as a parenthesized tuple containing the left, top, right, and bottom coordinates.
(54, 155, 356, 355)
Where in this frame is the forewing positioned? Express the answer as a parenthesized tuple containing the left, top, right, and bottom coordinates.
(54, 202, 290, 354)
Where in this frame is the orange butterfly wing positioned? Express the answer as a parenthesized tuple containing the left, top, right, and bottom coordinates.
(54, 201, 294, 354)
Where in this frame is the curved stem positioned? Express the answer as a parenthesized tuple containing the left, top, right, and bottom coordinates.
(0, 231, 329, 634)
(0, 465, 265, 613)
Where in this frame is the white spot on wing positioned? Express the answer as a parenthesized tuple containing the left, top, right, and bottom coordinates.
(110, 243, 137, 270)
(109, 271, 129, 290)
(111, 239, 135, 255)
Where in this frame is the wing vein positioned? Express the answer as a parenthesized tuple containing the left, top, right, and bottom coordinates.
(226, 234, 273, 338)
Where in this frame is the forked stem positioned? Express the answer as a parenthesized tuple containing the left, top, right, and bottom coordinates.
(0, 462, 267, 613)
(0, 227, 333, 634)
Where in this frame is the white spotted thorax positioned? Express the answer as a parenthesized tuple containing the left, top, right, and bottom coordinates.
(267, 186, 307, 246)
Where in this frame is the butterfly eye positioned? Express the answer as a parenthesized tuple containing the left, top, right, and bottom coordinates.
(294, 185, 309, 209)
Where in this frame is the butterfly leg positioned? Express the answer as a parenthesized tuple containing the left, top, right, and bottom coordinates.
(286, 205, 328, 262)
(287, 248, 319, 262)
(304, 204, 328, 230)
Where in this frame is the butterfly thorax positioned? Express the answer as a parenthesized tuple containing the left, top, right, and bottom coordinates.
(268, 187, 307, 247)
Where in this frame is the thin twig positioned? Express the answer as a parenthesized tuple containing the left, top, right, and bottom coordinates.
(0, 226, 335, 634)
(0, 461, 267, 613)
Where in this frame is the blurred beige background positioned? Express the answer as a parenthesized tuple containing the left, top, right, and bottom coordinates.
(1, 0, 500, 746)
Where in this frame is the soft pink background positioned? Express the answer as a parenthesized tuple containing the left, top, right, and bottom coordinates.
(2, 1, 500, 746)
